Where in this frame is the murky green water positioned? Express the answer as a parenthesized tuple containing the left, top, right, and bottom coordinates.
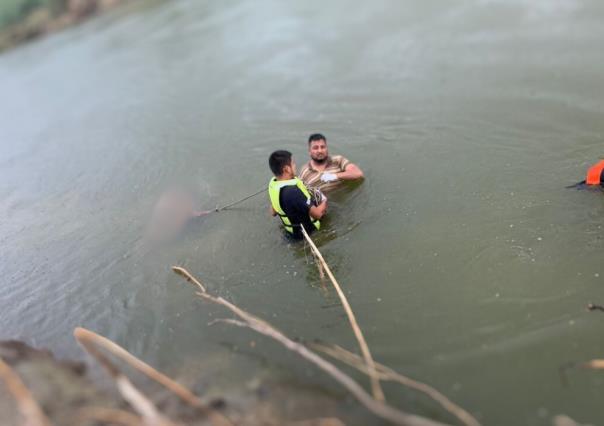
(2, 0, 604, 424)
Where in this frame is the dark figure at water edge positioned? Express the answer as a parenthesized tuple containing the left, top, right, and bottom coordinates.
(567, 160, 604, 188)
(299, 133, 364, 192)
(145, 189, 211, 242)
(268, 150, 327, 240)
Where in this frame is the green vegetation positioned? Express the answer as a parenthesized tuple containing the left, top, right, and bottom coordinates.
(0, 0, 66, 30)
(0, 0, 128, 53)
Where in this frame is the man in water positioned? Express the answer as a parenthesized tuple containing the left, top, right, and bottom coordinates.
(268, 150, 327, 239)
(299, 133, 364, 192)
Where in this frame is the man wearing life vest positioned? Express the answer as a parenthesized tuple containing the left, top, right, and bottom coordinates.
(268, 150, 328, 239)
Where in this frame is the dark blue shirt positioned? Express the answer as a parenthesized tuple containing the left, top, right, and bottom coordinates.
(280, 185, 315, 239)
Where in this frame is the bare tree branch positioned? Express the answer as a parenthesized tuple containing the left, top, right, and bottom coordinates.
(300, 226, 385, 402)
(74, 327, 232, 426)
(0, 356, 52, 426)
(74, 329, 174, 426)
(310, 342, 480, 426)
(172, 266, 449, 426)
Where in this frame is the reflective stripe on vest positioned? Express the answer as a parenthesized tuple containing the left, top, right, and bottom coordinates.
(268, 177, 320, 233)
(586, 160, 604, 185)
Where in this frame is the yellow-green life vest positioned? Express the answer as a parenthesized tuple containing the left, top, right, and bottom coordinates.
(268, 177, 320, 234)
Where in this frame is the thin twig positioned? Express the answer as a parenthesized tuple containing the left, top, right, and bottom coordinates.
(310, 342, 481, 426)
(74, 328, 232, 426)
(172, 266, 449, 426)
(304, 239, 326, 286)
(300, 226, 385, 402)
(0, 356, 52, 426)
(173, 266, 206, 292)
(314, 251, 326, 281)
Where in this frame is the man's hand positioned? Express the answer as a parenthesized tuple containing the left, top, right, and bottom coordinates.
(320, 172, 338, 183)
(317, 190, 327, 203)
(309, 198, 327, 220)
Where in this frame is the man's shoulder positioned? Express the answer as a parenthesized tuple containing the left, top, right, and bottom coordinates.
(281, 185, 308, 202)
(280, 185, 311, 212)
(299, 161, 313, 177)
(330, 154, 351, 169)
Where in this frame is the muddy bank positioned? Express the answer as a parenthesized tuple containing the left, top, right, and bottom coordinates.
(0, 0, 132, 53)
(0, 339, 347, 425)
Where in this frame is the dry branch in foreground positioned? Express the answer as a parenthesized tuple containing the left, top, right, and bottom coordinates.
(172, 266, 449, 426)
(300, 226, 385, 402)
(74, 328, 174, 426)
(0, 355, 52, 426)
(74, 327, 233, 426)
(310, 342, 480, 426)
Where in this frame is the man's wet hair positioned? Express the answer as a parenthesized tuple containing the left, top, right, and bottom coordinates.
(308, 133, 327, 145)
(269, 150, 292, 176)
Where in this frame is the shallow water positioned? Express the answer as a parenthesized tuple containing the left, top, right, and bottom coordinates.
(2, 0, 604, 424)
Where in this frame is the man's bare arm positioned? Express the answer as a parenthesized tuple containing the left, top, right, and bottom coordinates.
(309, 200, 327, 219)
(337, 163, 364, 180)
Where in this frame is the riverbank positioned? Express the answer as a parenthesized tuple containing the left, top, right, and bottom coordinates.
(0, 339, 346, 425)
(0, 0, 130, 53)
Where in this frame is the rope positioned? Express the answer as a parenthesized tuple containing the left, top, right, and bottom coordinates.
(215, 188, 265, 211)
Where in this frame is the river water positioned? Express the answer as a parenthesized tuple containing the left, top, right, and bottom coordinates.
(2, 0, 604, 424)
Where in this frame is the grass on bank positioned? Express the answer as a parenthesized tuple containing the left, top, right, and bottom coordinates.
(0, 0, 66, 30)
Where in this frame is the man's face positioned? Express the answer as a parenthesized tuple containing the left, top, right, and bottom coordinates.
(309, 139, 328, 163)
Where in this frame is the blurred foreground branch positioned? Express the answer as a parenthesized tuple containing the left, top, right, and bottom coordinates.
(74, 327, 233, 426)
(0, 355, 51, 426)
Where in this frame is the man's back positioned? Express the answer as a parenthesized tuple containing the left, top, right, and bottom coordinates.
(279, 185, 315, 239)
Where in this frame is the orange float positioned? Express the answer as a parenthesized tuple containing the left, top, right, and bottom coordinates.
(586, 160, 604, 185)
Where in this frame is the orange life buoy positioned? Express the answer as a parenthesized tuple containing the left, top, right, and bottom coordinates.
(586, 160, 604, 185)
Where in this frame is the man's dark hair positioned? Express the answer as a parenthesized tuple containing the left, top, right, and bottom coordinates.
(268, 150, 292, 176)
(308, 133, 327, 145)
